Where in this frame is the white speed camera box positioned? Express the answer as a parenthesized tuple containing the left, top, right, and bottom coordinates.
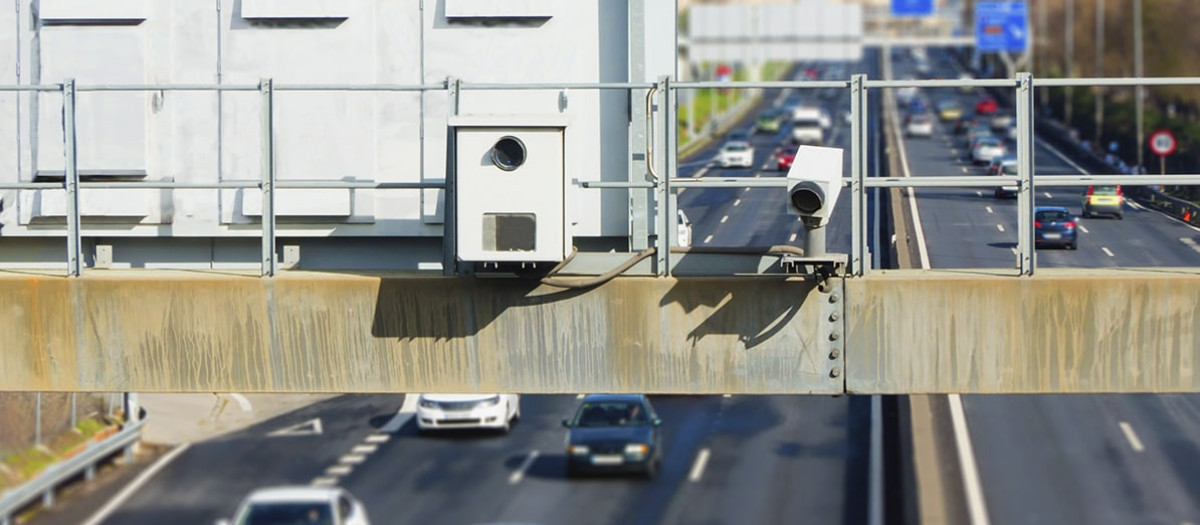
(451, 116, 570, 263)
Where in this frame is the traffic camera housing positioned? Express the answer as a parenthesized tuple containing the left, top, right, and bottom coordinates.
(786, 145, 844, 229)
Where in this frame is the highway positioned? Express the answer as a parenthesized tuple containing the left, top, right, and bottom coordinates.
(56, 48, 1200, 525)
(898, 48, 1200, 525)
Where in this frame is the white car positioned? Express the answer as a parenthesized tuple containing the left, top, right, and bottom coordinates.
(971, 137, 1006, 165)
(717, 141, 754, 168)
(906, 114, 934, 138)
(417, 394, 520, 433)
(677, 210, 692, 247)
(219, 486, 370, 525)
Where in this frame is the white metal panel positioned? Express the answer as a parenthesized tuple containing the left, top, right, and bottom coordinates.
(455, 126, 564, 262)
(20, 189, 153, 220)
(240, 0, 349, 19)
(444, 0, 555, 18)
(39, 0, 147, 22)
(240, 188, 353, 217)
(37, 25, 148, 173)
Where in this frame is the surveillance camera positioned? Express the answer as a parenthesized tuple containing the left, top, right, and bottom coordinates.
(786, 145, 844, 229)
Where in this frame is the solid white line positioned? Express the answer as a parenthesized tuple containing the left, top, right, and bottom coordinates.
(1102, 247, 1115, 257)
(379, 395, 419, 433)
(733, 198, 741, 206)
(948, 394, 992, 525)
(80, 443, 193, 525)
(509, 450, 540, 484)
(789, 232, 798, 242)
(1119, 422, 1145, 452)
(720, 215, 729, 224)
(889, 94, 931, 269)
(985, 206, 994, 214)
(703, 235, 713, 244)
(1036, 138, 1089, 175)
(868, 395, 883, 525)
(996, 224, 1005, 232)
(688, 448, 712, 482)
(229, 393, 253, 413)
(1078, 225, 1090, 234)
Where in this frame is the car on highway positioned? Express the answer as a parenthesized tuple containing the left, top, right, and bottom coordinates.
(1082, 185, 1125, 219)
(971, 136, 1006, 165)
(416, 394, 520, 433)
(717, 141, 755, 168)
(563, 394, 663, 478)
(906, 113, 934, 138)
(975, 96, 998, 115)
(935, 99, 963, 122)
(993, 161, 1019, 198)
(990, 113, 1014, 132)
(1034, 206, 1079, 250)
(776, 148, 796, 171)
(755, 109, 785, 134)
(677, 210, 693, 247)
(987, 154, 1017, 175)
(219, 486, 370, 525)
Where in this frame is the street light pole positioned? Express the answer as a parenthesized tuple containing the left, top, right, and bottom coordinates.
(1094, 0, 1105, 147)
(1135, 0, 1145, 172)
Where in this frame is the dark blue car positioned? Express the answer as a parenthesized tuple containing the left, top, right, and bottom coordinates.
(1034, 206, 1078, 250)
(563, 394, 663, 478)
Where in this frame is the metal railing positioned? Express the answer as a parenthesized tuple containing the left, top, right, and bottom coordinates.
(0, 417, 146, 525)
(4, 74, 1198, 277)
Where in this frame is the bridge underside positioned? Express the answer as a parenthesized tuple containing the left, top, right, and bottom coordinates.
(3, 269, 1197, 394)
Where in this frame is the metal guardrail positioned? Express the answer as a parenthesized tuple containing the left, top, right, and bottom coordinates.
(6, 75, 1199, 278)
(0, 417, 146, 525)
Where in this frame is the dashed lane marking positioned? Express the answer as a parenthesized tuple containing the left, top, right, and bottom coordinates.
(688, 448, 712, 482)
(1102, 247, 1115, 257)
(734, 198, 741, 206)
(720, 215, 729, 224)
(996, 224, 1005, 232)
(986, 206, 993, 214)
(1119, 422, 1145, 452)
(1043, 192, 1053, 199)
(790, 233, 798, 242)
(1078, 225, 1090, 234)
(509, 450, 541, 484)
(352, 444, 378, 455)
(327, 465, 352, 476)
(704, 235, 713, 244)
(340, 454, 367, 465)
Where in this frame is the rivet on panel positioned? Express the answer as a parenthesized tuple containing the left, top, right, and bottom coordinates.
(830, 367, 841, 378)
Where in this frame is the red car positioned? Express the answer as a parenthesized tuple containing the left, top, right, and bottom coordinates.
(777, 151, 796, 171)
(976, 97, 998, 115)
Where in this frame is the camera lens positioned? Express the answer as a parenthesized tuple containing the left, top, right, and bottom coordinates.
(491, 136, 526, 171)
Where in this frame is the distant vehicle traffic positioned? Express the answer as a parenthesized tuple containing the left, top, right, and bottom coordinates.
(906, 113, 934, 138)
(417, 394, 520, 433)
(776, 148, 796, 171)
(717, 141, 755, 168)
(993, 161, 1019, 198)
(219, 486, 370, 525)
(755, 109, 785, 134)
(971, 136, 1006, 165)
(975, 96, 998, 115)
(563, 394, 663, 478)
(935, 99, 963, 122)
(1034, 206, 1079, 250)
(677, 210, 693, 247)
(1082, 185, 1125, 219)
(790, 106, 825, 144)
(987, 154, 1017, 176)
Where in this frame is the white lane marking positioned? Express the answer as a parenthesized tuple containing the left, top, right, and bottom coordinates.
(975, 191, 983, 197)
(1043, 192, 1053, 199)
(688, 448, 712, 482)
(949, 395, 992, 525)
(268, 418, 323, 437)
(380, 395, 419, 433)
(733, 198, 741, 206)
(576, 393, 586, 399)
(1036, 138, 1089, 175)
(1181, 237, 1200, 253)
(996, 224, 1005, 232)
(311, 477, 339, 487)
(509, 450, 541, 484)
(985, 206, 994, 214)
(722, 394, 731, 398)
(1102, 247, 1115, 257)
(364, 434, 390, 444)
(80, 443, 193, 525)
(340, 454, 367, 465)
(352, 444, 378, 455)
(694, 166, 711, 179)
(869, 395, 884, 525)
(889, 94, 931, 269)
(327, 465, 353, 476)
(703, 235, 714, 244)
(962, 167, 969, 173)
(1119, 422, 1145, 452)
(229, 393, 253, 413)
(1078, 225, 1090, 234)
(789, 233, 798, 242)
(720, 215, 729, 224)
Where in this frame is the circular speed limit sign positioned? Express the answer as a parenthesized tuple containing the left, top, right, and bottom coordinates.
(1150, 129, 1177, 157)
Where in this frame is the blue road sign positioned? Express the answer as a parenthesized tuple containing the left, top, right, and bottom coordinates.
(891, 0, 935, 17)
(976, 2, 1029, 52)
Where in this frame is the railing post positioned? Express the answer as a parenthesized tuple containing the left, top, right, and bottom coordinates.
(443, 77, 460, 276)
(1016, 72, 1036, 275)
(658, 75, 671, 276)
(63, 79, 82, 277)
(850, 74, 869, 276)
(260, 78, 276, 277)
